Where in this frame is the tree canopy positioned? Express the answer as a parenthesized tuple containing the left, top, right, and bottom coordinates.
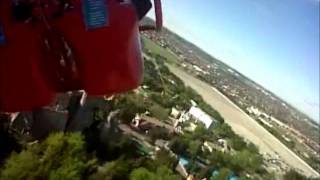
(283, 169, 307, 180)
(130, 166, 179, 180)
(0, 133, 90, 180)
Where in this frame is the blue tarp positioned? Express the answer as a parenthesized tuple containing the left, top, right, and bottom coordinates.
(179, 157, 189, 166)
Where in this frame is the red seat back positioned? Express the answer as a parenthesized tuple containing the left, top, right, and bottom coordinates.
(0, 0, 54, 112)
(49, 0, 143, 95)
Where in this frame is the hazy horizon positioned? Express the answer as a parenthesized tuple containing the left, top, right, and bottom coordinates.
(148, 0, 320, 123)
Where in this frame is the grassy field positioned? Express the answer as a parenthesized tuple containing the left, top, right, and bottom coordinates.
(142, 35, 178, 64)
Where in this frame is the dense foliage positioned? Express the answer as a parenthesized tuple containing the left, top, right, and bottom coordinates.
(0, 130, 179, 180)
(0, 133, 90, 180)
(283, 169, 308, 180)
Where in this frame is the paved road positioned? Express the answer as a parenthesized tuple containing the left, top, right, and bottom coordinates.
(167, 64, 319, 178)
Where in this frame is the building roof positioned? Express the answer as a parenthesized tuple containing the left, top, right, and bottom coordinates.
(188, 106, 214, 128)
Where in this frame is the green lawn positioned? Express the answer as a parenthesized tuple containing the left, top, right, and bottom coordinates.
(142, 35, 179, 64)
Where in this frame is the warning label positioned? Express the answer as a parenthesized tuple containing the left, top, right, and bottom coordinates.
(82, 0, 108, 30)
(0, 24, 5, 45)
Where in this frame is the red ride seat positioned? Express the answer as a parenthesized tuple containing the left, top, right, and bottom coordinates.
(49, 0, 143, 95)
(0, 0, 54, 112)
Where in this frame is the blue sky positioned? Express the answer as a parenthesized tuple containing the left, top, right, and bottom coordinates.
(148, 0, 320, 122)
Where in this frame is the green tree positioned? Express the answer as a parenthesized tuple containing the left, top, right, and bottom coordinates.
(0, 150, 39, 180)
(149, 92, 175, 109)
(89, 159, 131, 180)
(155, 166, 179, 180)
(247, 142, 259, 154)
(154, 149, 178, 169)
(208, 150, 232, 169)
(148, 104, 169, 120)
(193, 123, 209, 141)
(230, 150, 263, 173)
(143, 61, 164, 92)
(130, 166, 179, 180)
(230, 136, 247, 151)
(283, 169, 307, 180)
(1, 133, 91, 180)
(169, 136, 189, 156)
(115, 94, 147, 123)
(130, 167, 156, 180)
(211, 168, 232, 180)
(213, 123, 235, 139)
(187, 140, 202, 159)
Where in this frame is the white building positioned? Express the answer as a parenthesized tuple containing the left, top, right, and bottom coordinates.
(179, 106, 217, 129)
